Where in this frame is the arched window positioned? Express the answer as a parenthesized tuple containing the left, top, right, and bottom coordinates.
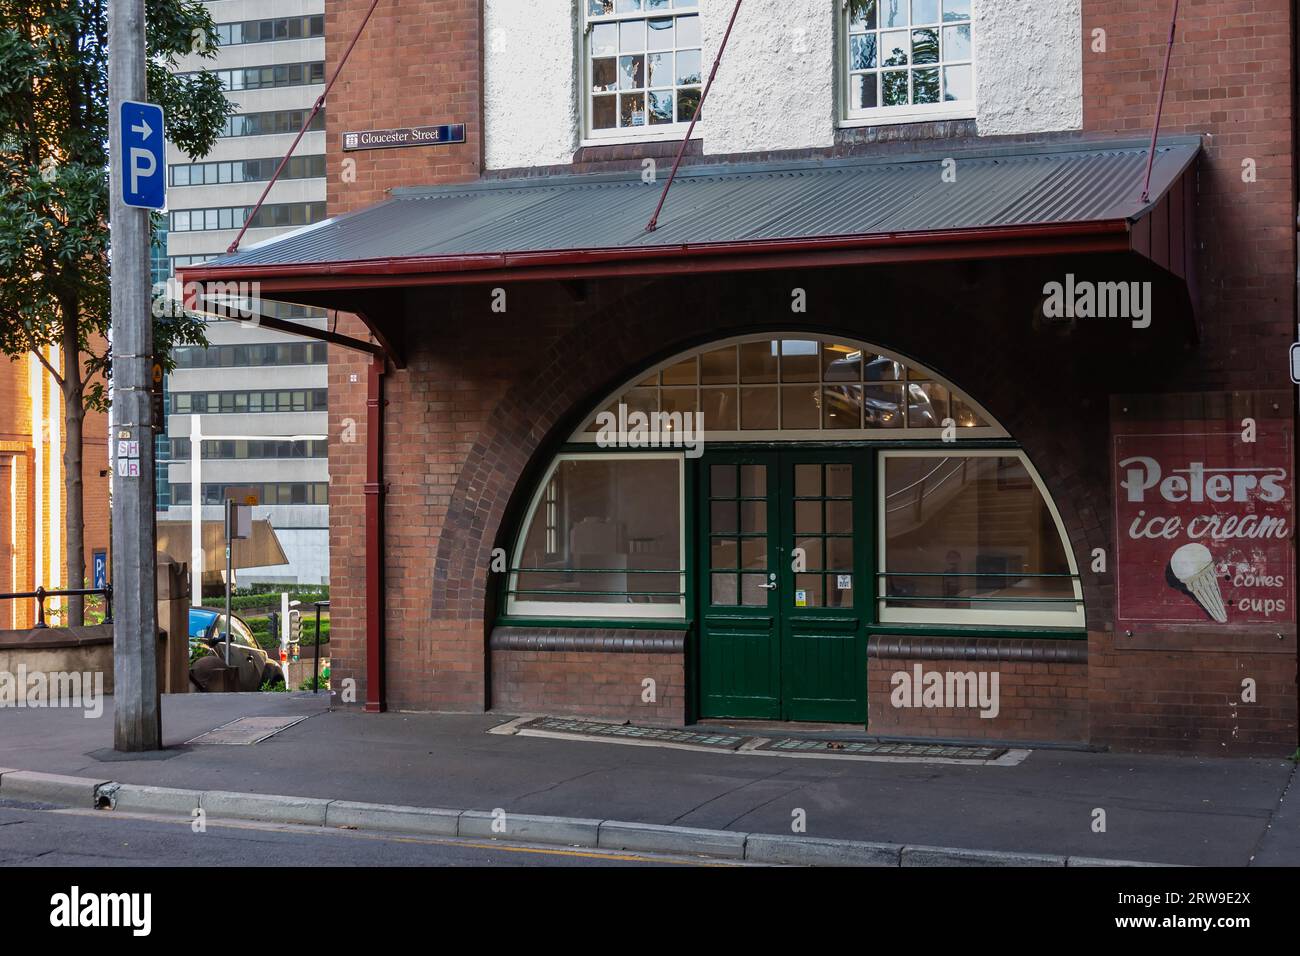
(505, 334, 1082, 629)
(575, 335, 1005, 441)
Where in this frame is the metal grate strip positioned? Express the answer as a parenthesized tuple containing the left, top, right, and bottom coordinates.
(186, 715, 308, 746)
(755, 738, 1005, 760)
(514, 717, 1005, 760)
(519, 717, 746, 749)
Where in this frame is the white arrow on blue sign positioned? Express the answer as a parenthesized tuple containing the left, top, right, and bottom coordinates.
(120, 100, 166, 210)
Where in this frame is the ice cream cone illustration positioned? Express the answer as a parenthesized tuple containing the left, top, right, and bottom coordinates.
(1170, 543, 1227, 623)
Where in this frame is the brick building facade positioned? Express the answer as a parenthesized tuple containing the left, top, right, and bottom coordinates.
(0, 350, 111, 629)
(188, 0, 1298, 755)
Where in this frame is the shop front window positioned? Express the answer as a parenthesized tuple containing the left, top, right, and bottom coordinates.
(879, 451, 1083, 626)
(508, 453, 685, 618)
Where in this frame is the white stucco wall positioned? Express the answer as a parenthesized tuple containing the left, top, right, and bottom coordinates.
(974, 0, 1082, 135)
(482, 0, 1082, 171)
(484, 0, 580, 170)
(700, 0, 836, 155)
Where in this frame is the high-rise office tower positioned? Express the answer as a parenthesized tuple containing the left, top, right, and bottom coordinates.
(160, 0, 329, 586)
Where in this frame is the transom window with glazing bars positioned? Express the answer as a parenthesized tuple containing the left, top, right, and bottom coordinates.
(580, 336, 998, 440)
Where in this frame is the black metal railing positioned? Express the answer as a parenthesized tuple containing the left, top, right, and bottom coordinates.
(0, 585, 114, 628)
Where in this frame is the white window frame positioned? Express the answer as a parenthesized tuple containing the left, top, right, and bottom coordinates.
(580, 0, 705, 146)
(507, 451, 687, 620)
(876, 449, 1084, 628)
(838, 0, 977, 128)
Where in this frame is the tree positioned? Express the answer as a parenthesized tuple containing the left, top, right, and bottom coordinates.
(0, 1, 231, 624)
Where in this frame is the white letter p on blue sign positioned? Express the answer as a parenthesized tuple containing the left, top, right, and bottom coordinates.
(121, 101, 165, 210)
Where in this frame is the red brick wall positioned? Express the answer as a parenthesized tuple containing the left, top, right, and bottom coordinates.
(491, 650, 686, 726)
(1082, 0, 1297, 753)
(325, 0, 484, 710)
(1089, 629, 1297, 754)
(1084, 0, 1295, 391)
(868, 658, 1089, 744)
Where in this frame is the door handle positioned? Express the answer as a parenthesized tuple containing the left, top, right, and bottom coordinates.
(759, 581, 777, 590)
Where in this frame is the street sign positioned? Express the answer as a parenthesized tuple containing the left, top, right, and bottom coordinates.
(1290, 342, 1300, 385)
(120, 100, 165, 209)
(223, 485, 259, 507)
(93, 550, 108, 590)
(150, 361, 165, 432)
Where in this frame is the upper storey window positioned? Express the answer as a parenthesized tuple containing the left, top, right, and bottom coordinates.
(584, 0, 702, 140)
(843, 0, 974, 122)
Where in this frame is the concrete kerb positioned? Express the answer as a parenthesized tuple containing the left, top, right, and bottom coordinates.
(0, 770, 1178, 867)
(598, 820, 748, 859)
(0, 770, 112, 808)
(460, 810, 602, 846)
(326, 800, 460, 836)
(201, 789, 331, 826)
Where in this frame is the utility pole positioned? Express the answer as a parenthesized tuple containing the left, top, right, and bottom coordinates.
(109, 0, 162, 751)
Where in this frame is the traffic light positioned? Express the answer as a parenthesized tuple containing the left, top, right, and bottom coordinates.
(289, 608, 302, 642)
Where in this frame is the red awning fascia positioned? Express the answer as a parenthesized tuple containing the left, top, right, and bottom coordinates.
(180, 219, 1134, 294)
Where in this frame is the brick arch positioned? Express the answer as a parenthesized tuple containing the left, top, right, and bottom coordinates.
(430, 275, 1113, 632)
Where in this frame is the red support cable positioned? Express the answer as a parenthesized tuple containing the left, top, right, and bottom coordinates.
(226, 0, 385, 253)
(646, 0, 744, 232)
(1139, 0, 1181, 204)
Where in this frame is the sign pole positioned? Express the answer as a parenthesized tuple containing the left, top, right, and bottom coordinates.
(224, 499, 233, 667)
(109, 0, 162, 750)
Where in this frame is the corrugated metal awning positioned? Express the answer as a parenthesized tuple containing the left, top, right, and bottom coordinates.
(185, 136, 1199, 295)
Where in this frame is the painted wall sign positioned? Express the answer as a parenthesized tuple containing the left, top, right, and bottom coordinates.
(1112, 394, 1294, 628)
(342, 123, 465, 151)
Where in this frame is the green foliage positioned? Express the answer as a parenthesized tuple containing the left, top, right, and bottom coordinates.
(201, 585, 330, 613)
(0, 1, 234, 401)
(259, 678, 287, 693)
(188, 638, 212, 666)
(298, 673, 328, 691)
(243, 614, 329, 647)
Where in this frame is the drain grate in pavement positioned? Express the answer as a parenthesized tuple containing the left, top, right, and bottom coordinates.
(513, 717, 1005, 760)
(186, 715, 308, 746)
(518, 717, 747, 750)
(755, 738, 1005, 760)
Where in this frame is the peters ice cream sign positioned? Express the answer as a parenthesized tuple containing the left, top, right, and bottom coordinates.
(1112, 413, 1294, 628)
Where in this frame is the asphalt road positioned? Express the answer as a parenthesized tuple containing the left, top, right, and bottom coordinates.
(0, 799, 724, 868)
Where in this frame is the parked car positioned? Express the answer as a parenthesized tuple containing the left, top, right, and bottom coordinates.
(188, 607, 284, 692)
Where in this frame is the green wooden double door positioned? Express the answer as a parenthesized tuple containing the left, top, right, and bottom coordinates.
(698, 449, 870, 723)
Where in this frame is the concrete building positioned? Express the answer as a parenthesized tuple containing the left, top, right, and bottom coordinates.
(185, 0, 1298, 755)
(161, 0, 330, 586)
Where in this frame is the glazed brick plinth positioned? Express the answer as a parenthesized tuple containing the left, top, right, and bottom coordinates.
(1089, 629, 1297, 756)
(866, 637, 1089, 743)
(489, 629, 686, 726)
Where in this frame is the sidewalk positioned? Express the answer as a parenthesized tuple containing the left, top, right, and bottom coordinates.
(1, 694, 1295, 866)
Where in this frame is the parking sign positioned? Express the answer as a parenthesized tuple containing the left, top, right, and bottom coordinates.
(120, 100, 165, 209)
